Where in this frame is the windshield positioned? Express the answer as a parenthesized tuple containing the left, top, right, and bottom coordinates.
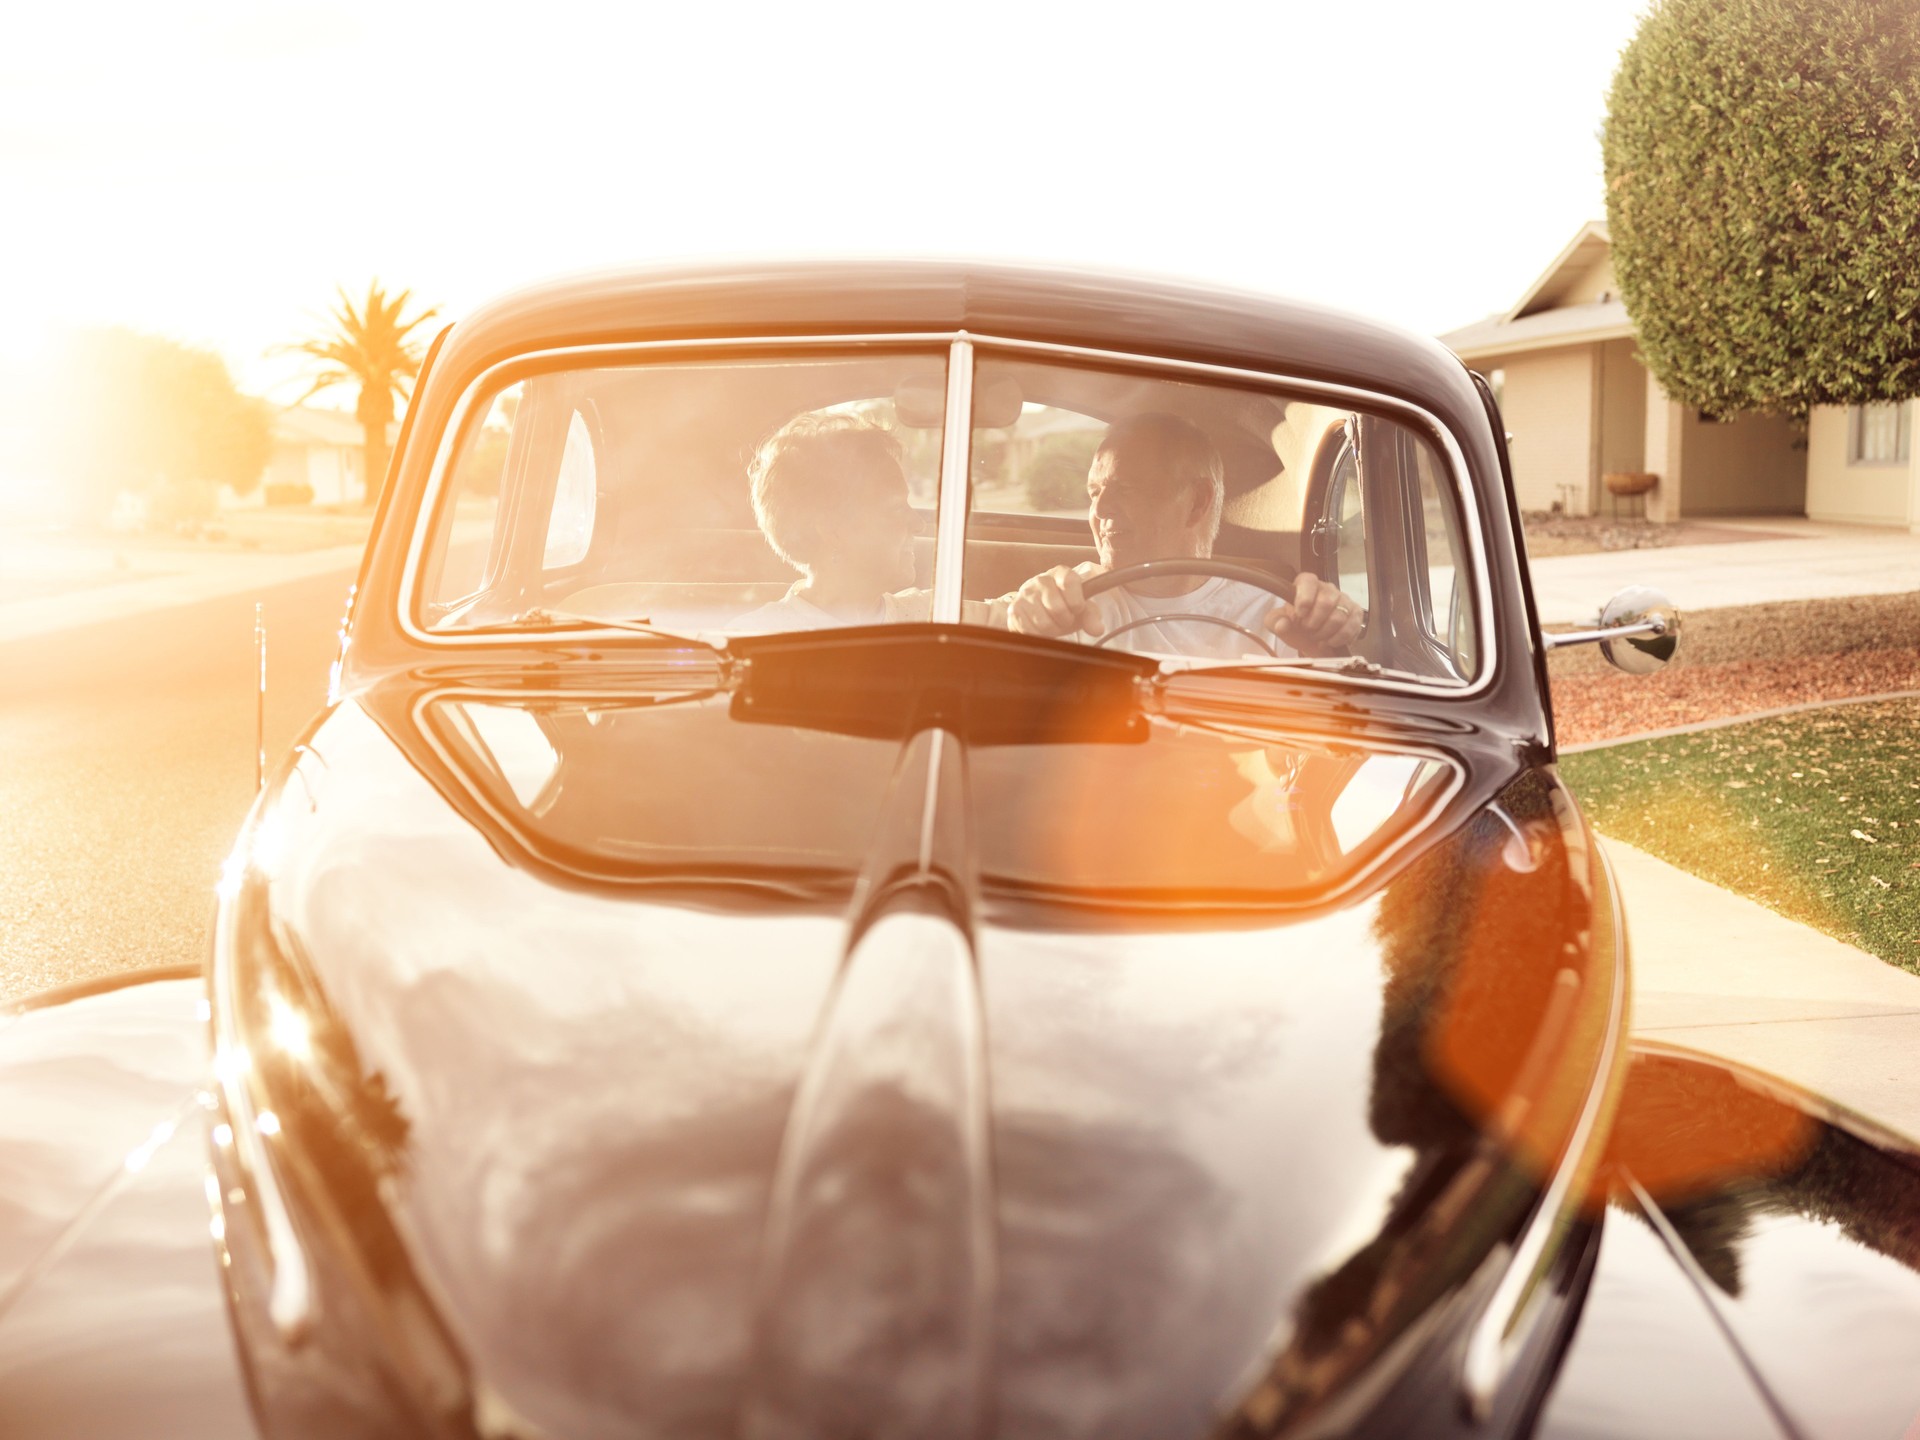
(412, 343, 1481, 686)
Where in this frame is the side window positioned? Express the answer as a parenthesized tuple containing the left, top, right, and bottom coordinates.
(543, 409, 597, 569)
(1414, 446, 1476, 675)
(1327, 436, 1369, 612)
(429, 381, 518, 607)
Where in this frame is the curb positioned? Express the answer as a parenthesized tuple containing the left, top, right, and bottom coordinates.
(1560, 688, 1920, 754)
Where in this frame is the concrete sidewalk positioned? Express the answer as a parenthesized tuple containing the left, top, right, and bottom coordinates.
(1605, 834, 1920, 1142)
(1530, 518, 1920, 626)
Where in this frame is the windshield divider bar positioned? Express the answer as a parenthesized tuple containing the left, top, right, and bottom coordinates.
(932, 336, 975, 623)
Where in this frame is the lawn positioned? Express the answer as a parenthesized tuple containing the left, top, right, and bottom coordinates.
(1559, 698, 1920, 972)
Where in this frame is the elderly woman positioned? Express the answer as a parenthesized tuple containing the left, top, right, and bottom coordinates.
(732, 412, 1005, 632)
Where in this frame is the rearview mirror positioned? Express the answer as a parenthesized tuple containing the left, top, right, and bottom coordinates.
(1541, 585, 1681, 675)
(1597, 586, 1681, 674)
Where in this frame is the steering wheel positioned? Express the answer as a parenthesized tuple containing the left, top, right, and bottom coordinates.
(1079, 558, 1296, 656)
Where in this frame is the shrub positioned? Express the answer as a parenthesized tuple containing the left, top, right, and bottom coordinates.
(1602, 0, 1920, 416)
(1022, 430, 1101, 512)
(263, 481, 315, 507)
(37, 328, 273, 519)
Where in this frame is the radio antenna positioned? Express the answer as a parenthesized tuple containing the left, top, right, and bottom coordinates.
(254, 601, 267, 793)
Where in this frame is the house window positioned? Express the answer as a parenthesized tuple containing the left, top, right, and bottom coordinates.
(1849, 403, 1911, 464)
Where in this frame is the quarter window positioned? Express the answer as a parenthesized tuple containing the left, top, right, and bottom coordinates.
(544, 410, 598, 569)
(1414, 446, 1475, 677)
(1328, 440, 1369, 612)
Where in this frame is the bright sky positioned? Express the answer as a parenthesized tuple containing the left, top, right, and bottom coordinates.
(1, 0, 1653, 400)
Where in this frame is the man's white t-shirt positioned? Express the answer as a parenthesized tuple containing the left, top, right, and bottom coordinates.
(1074, 577, 1299, 659)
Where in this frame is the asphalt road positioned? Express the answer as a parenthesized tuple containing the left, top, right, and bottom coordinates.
(0, 565, 357, 1002)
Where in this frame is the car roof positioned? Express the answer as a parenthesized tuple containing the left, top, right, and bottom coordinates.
(434, 258, 1481, 419)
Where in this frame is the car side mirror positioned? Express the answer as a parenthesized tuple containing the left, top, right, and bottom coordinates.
(1542, 585, 1681, 675)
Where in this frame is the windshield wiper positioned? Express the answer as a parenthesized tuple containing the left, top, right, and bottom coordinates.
(501, 607, 719, 647)
(1183, 653, 1399, 681)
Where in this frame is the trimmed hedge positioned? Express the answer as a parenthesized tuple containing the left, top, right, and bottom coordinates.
(1602, 0, 1920, 416)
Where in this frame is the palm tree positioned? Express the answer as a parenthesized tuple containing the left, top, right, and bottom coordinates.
(284, 282, 438, 505)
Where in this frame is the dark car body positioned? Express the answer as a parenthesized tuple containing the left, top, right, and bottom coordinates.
(3, 263, 1918, 1440)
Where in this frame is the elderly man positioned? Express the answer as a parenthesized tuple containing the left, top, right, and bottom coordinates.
(1006, 412, 1364, 658)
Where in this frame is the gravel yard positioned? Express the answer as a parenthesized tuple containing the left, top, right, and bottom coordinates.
(1520, 512, 1790, 558)
(1549, 591, 1920, 747)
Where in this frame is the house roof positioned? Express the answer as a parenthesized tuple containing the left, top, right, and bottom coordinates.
(1439, 298, 1634, 362)
(1439, 222, 1633, 361)
(1506, 220, 1612, 321)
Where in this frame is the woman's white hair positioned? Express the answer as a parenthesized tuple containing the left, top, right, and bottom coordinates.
(748, 412, 902, 569)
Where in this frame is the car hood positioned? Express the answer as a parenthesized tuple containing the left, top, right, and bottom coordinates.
(231, 663, 1613, 1439)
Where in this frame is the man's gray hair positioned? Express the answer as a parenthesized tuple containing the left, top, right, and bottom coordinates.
(1095, 412, 1225, 542)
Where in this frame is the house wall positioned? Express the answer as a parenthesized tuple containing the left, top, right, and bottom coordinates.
(1806, 402, 1918, 528)
(306, 445, 360, 506)
(1496, 347, 1595, 513)
(1677, 409, 1805, 515)
(266, 442, 310, 490)
(1596, 339, 1646, 481)
(1558, 253, 1618, 308)
(1642, 387, 1685, 523)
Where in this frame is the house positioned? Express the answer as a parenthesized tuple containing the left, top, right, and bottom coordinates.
(1441, 222, 1920, 530)
(248, 406, 378, 507)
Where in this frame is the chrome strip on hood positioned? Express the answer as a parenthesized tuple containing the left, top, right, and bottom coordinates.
(747, 725, 996, 1438)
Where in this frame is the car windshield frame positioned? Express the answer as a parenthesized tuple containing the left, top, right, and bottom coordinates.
(396, 331, 1498, 699)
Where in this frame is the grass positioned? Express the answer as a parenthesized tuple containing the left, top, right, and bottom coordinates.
(1559, 699, 1920, 972)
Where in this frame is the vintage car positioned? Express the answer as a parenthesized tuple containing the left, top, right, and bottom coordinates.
(3, 262, 1918, 1440)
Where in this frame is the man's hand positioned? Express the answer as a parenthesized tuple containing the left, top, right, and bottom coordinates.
(1007, 562, 1108, 638)
(1267, 571, 1364, 657)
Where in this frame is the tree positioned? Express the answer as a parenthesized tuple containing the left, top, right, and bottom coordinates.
(1602, 0, 1920, 417)
(1021, 430, 1101, 511)
(40, 328, 272, 522)
(285, 281, 438, 504)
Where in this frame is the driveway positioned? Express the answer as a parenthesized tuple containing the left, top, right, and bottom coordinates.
(1528, 517, 1920, 626)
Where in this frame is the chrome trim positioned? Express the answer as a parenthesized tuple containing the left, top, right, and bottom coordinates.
(1623, 1173, 1807, 1440)
(393, 329, 1502, 704)
(1543, 618, 1666, 650)
(917, 728, 947, 876)
(1459, 838, 1629, 1417)
(211, 826, 315, 1344)
(932, 337, 974, 621)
